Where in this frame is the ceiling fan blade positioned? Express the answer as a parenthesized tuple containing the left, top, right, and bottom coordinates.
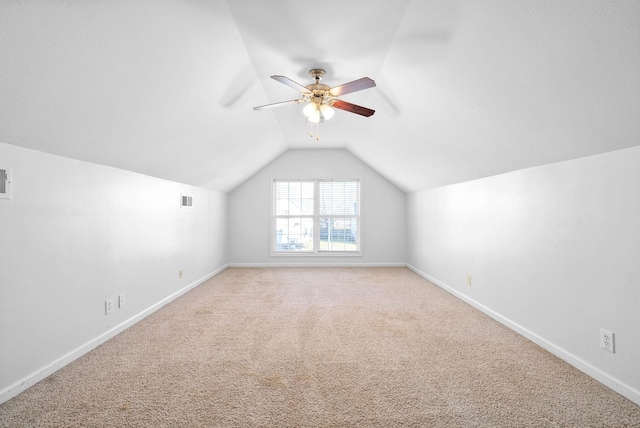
(253, 99, 304, 110)
(332, 100, 375, 117)
(330, 77, 376, 97)
(271, 75, 312, 94)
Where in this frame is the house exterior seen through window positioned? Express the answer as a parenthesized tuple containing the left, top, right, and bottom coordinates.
(272, 179, 360, 255)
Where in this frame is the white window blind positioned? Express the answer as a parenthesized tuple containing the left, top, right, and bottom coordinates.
(272, 179, 360, 254)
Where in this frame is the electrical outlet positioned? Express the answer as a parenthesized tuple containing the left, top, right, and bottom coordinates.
(118, 293, 126, 308)
(105, 299, 114, 315)
(467, 275, 472, 286)
(600, 328, 615, 353)
(179, 269, 183, 279)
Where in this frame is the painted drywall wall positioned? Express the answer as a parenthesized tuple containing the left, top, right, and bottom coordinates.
(0, 142, 228, 403)
(228, 149, 406, 266)
(407, 146, 640, 405)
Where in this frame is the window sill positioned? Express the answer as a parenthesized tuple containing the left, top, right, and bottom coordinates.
(271, 251, 362, 257)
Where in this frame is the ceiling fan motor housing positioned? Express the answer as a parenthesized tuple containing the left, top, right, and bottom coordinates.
(305, 69, 333, 105)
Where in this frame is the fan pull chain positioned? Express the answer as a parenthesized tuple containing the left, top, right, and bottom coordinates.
(309, 122, 320, 140)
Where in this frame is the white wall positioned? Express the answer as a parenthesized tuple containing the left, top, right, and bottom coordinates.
(0, 142, 228, 403)
(407, 146, 640, 405)
(228, 149, 406, 266)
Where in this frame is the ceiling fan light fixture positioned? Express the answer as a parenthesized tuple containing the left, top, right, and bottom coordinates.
(303, 102, 317, 118)
(308, 112, 321, 123)
(303, 103, 321, 123)
(303, 104, 321, 123)
(319, 104, 335, 120)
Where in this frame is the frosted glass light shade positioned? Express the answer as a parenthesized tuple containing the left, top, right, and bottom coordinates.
(308, 111, 321, 123)
(319, 104, 334, 120)
(303, 103, 320, 122)
(303, 103, 318, 117)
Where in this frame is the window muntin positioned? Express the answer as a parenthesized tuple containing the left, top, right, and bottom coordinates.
(272, 179, 360, 254)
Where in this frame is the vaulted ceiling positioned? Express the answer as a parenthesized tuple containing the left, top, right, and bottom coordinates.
(1, 1, 639, 193)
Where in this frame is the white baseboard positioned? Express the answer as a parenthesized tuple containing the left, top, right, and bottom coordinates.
(0, 264, 228, 405)
(8, 263, 636, 407)
(406, 264, 640, 406)
(228, 262, 407, 268)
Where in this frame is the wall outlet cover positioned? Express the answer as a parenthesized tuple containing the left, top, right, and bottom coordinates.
(105, 299, 114, 315)
(600, 328, 615, 353)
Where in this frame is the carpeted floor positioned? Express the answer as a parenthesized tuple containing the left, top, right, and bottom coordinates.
(1, 267, 639, 427)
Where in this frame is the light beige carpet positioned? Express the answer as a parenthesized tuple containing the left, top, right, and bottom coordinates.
(1, 267, 639, 427)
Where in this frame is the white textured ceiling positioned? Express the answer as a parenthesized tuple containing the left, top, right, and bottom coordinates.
(1, 1, 639, 193)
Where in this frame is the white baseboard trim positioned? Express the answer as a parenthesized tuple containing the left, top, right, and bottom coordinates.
(228, 262, 407, 268)
(406, 264, 640, 406)
(0, 264, 228, 405)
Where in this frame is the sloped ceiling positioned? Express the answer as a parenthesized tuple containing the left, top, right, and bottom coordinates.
(1, 1, 639, 193)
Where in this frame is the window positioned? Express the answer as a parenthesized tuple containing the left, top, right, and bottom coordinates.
(272, 179, 360, 254)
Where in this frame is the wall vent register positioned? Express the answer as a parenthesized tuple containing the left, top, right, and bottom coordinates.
(181, 194, 193, 207)
(0, 167, 10, 199)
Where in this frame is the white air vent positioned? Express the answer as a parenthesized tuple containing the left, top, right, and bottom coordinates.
(0, 167, 10, 199)
(181, 194, 193, 207)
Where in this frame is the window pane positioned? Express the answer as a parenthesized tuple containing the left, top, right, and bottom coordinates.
(300, 181, 314, 215)
(320, 181, 359, 216)
(301, 198, 313, 215)
(288, 182, 300, 215)
(275, 217, 313, 251)
(275, 181, 289, 196)
(301, 181, 314, 198)
(289, 182, 301, 199)
(274, 182, 289, 215)
(276, 198, 289, 215)
(274, 181, 314, 216)
(319, 217, 358, 252)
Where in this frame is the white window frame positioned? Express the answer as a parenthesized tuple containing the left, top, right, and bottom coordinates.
(271, 179, 361, 256)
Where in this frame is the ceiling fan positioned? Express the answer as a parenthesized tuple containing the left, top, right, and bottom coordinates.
(253, 69, 376, 123)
